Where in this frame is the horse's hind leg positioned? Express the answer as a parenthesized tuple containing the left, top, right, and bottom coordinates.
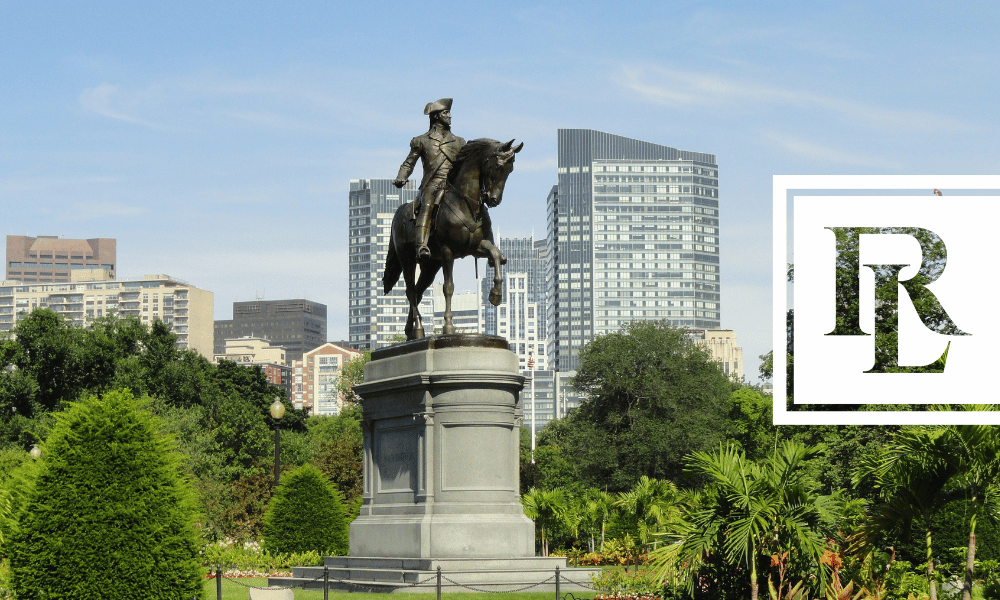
(413, 259, 440, 335)
(402, 259, 424, 340)
(438, 250, 456, 335)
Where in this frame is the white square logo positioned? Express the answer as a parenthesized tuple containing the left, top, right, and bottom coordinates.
(773, 175, 1000, 425)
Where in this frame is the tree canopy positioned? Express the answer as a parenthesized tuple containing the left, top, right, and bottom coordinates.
(536, 321, 733, 492)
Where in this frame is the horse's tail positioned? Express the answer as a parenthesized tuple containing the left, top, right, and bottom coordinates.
(382, 239, 402, 295)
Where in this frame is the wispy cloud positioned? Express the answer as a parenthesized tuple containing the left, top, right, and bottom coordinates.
(763, 131, 905, 169)
(79, 83, 164, 128)
(616, 65, 966, 133)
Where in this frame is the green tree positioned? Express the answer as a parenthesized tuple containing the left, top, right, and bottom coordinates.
(898, 409, 1000, 600)
(727, 386, 777, 462)
(7, 389, 202, 600)
(851, 426, 961, 600)
(557, 321, 732, 492)
(4, 309, 85, 415)
(336, 351, 370, 408)
(262, 463, 349, 555)
(521, 487, 569, 556)
(309, 406, 364, 505)
(945, 419, 1000, 600)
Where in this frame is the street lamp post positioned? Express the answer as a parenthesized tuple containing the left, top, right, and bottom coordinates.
(269, 398, 285, 486)
(528, 354, 535, 464)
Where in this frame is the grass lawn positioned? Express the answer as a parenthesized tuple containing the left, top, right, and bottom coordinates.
(205, 578, 597, 600)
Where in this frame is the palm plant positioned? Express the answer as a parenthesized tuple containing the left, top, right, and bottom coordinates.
(919, 407, 1000, 600)
(584, 488, 616, 553)
(652, 440, 830, 600)
(850, 426, 960, 600)
(616, 476, 681, 554)
(521, 487, 568, 557)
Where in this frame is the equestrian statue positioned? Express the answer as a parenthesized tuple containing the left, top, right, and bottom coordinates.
(385, 98, 522, 340)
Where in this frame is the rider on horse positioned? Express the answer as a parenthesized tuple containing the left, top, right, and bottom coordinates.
(392, 98, 466, 260)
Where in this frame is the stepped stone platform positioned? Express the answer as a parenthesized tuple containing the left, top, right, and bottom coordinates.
(268, 556, 601, 593)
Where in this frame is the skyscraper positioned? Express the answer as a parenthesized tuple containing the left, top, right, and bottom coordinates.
(547, 129, 720, 371)
(348, 178, 422, 349)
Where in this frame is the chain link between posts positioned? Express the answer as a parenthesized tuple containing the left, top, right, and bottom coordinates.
(441, 573, 556, 593)
(214, 564, 598, 595)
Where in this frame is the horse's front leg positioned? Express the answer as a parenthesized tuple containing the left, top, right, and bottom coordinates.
(478, 239, 505, 306)
(440, 249, 456, 334)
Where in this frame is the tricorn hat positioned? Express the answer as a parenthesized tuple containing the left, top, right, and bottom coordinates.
(424, 98, 453, 115)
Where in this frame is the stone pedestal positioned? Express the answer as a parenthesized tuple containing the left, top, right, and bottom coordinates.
(349, 335, 534, 559)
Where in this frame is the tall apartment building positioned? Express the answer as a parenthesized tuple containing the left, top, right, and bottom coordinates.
(291, 343, 361, 415)
(214, 299, 327, 364)
(547, 129, 720, 371)
(348, 178, 429, 349)
(6, 235, 116, 283)
(0, 272, 214, 356)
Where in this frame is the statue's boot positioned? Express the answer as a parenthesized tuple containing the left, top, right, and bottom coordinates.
(415, 205, 432, 259)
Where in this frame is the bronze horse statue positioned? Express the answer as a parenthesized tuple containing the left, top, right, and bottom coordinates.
(382, 138, 523, 339)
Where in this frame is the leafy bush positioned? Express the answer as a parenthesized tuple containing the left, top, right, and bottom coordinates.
(262, 463, 348, 555)
(566, 536, 648, 566)
(6, 389, 203, 600)
(591, 567, 662, 599)
(201, 540, 322, 573)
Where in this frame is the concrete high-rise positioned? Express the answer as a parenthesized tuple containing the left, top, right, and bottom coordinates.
(214, 299, 327, 363)
(547, 129, 720, 371)
(348, 178, 424, 349)
(6, 235, 116, 283)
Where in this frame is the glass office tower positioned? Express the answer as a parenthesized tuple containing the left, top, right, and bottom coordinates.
(546, 129, 720, 371)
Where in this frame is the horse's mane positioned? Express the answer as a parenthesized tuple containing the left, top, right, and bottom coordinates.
(448, 138, 499, 184)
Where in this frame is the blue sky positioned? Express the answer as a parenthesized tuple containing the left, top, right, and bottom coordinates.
(3, 1, 997, 383)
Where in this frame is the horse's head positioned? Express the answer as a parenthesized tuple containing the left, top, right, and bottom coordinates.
(480, 139, 523, 208)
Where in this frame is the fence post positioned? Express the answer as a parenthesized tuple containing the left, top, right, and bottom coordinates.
(324, 564, 330, 600)
(437, 565, 442, 600)
(555, 565, 561, 600)
(215, 566, 222, 600)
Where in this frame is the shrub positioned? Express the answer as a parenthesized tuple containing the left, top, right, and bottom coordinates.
(591, 567, 662, 599)
(201, 540, 322, 575)
(262, 464, 348, 555)
(7, 389, 203, 600)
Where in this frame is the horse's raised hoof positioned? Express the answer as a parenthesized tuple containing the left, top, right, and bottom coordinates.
(489, 287, 502, 306)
